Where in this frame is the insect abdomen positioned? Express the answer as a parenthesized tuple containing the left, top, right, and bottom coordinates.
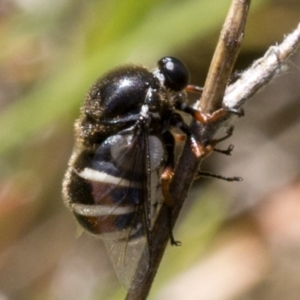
(65, 152, 145, 239)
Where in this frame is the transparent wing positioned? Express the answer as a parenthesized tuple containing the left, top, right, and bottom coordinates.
(100, 128, 153, 290)
(72, 126, 153, 290)
(103, 208, 150, 291)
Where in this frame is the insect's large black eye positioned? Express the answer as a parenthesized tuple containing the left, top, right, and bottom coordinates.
(157, 56, 190, 91)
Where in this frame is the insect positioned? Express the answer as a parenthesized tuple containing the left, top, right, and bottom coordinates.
(62, 56, 236, 290)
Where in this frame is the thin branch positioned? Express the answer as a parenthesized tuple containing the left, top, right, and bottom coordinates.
(125, 1, 251, 299)
(199, 0, 251, 113)
(224, 22, 300, 110)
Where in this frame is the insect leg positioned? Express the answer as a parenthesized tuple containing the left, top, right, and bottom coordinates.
(209, 126, 234, 150)
(226, 107, 245, 117)
(173, 133, 186, 143)
(185, 84, 203, 94)
(174, 99, 226, 124)
(200, 127, 241, 181)
(160, 131, 175, 207)
(196, 171, 242, 182)
(167, 207, 181, 246)
(174, 97, 244, 125)
(213, 144, 234, 155)
(170, 110, 236, 157)
(160, 131, 181, 246)
(186, 83, 244, 118)
(169, 112, 206, 158)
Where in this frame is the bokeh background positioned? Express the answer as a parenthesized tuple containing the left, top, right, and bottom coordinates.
(0, 0, 300, 299)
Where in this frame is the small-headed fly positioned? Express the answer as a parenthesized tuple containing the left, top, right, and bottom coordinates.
(62, 57, 236, 290)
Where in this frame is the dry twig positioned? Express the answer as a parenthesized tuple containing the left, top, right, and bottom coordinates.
(224, 22, 300, 110)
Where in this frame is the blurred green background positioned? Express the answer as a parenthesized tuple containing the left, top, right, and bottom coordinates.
(1, 1, 300, 299)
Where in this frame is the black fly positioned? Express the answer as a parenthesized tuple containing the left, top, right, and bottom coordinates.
(62, 57, 236, 290)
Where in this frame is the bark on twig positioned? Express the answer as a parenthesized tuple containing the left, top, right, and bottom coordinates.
(199, 0, 251, 113)
(224, 22, 300, 110)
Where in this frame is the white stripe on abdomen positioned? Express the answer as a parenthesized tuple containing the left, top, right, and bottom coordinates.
(77, 167, 142, 188)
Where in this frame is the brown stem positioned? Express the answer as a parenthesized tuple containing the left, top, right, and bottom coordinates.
(125, 1, 251, 299)
(199, 0, 251, 113)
